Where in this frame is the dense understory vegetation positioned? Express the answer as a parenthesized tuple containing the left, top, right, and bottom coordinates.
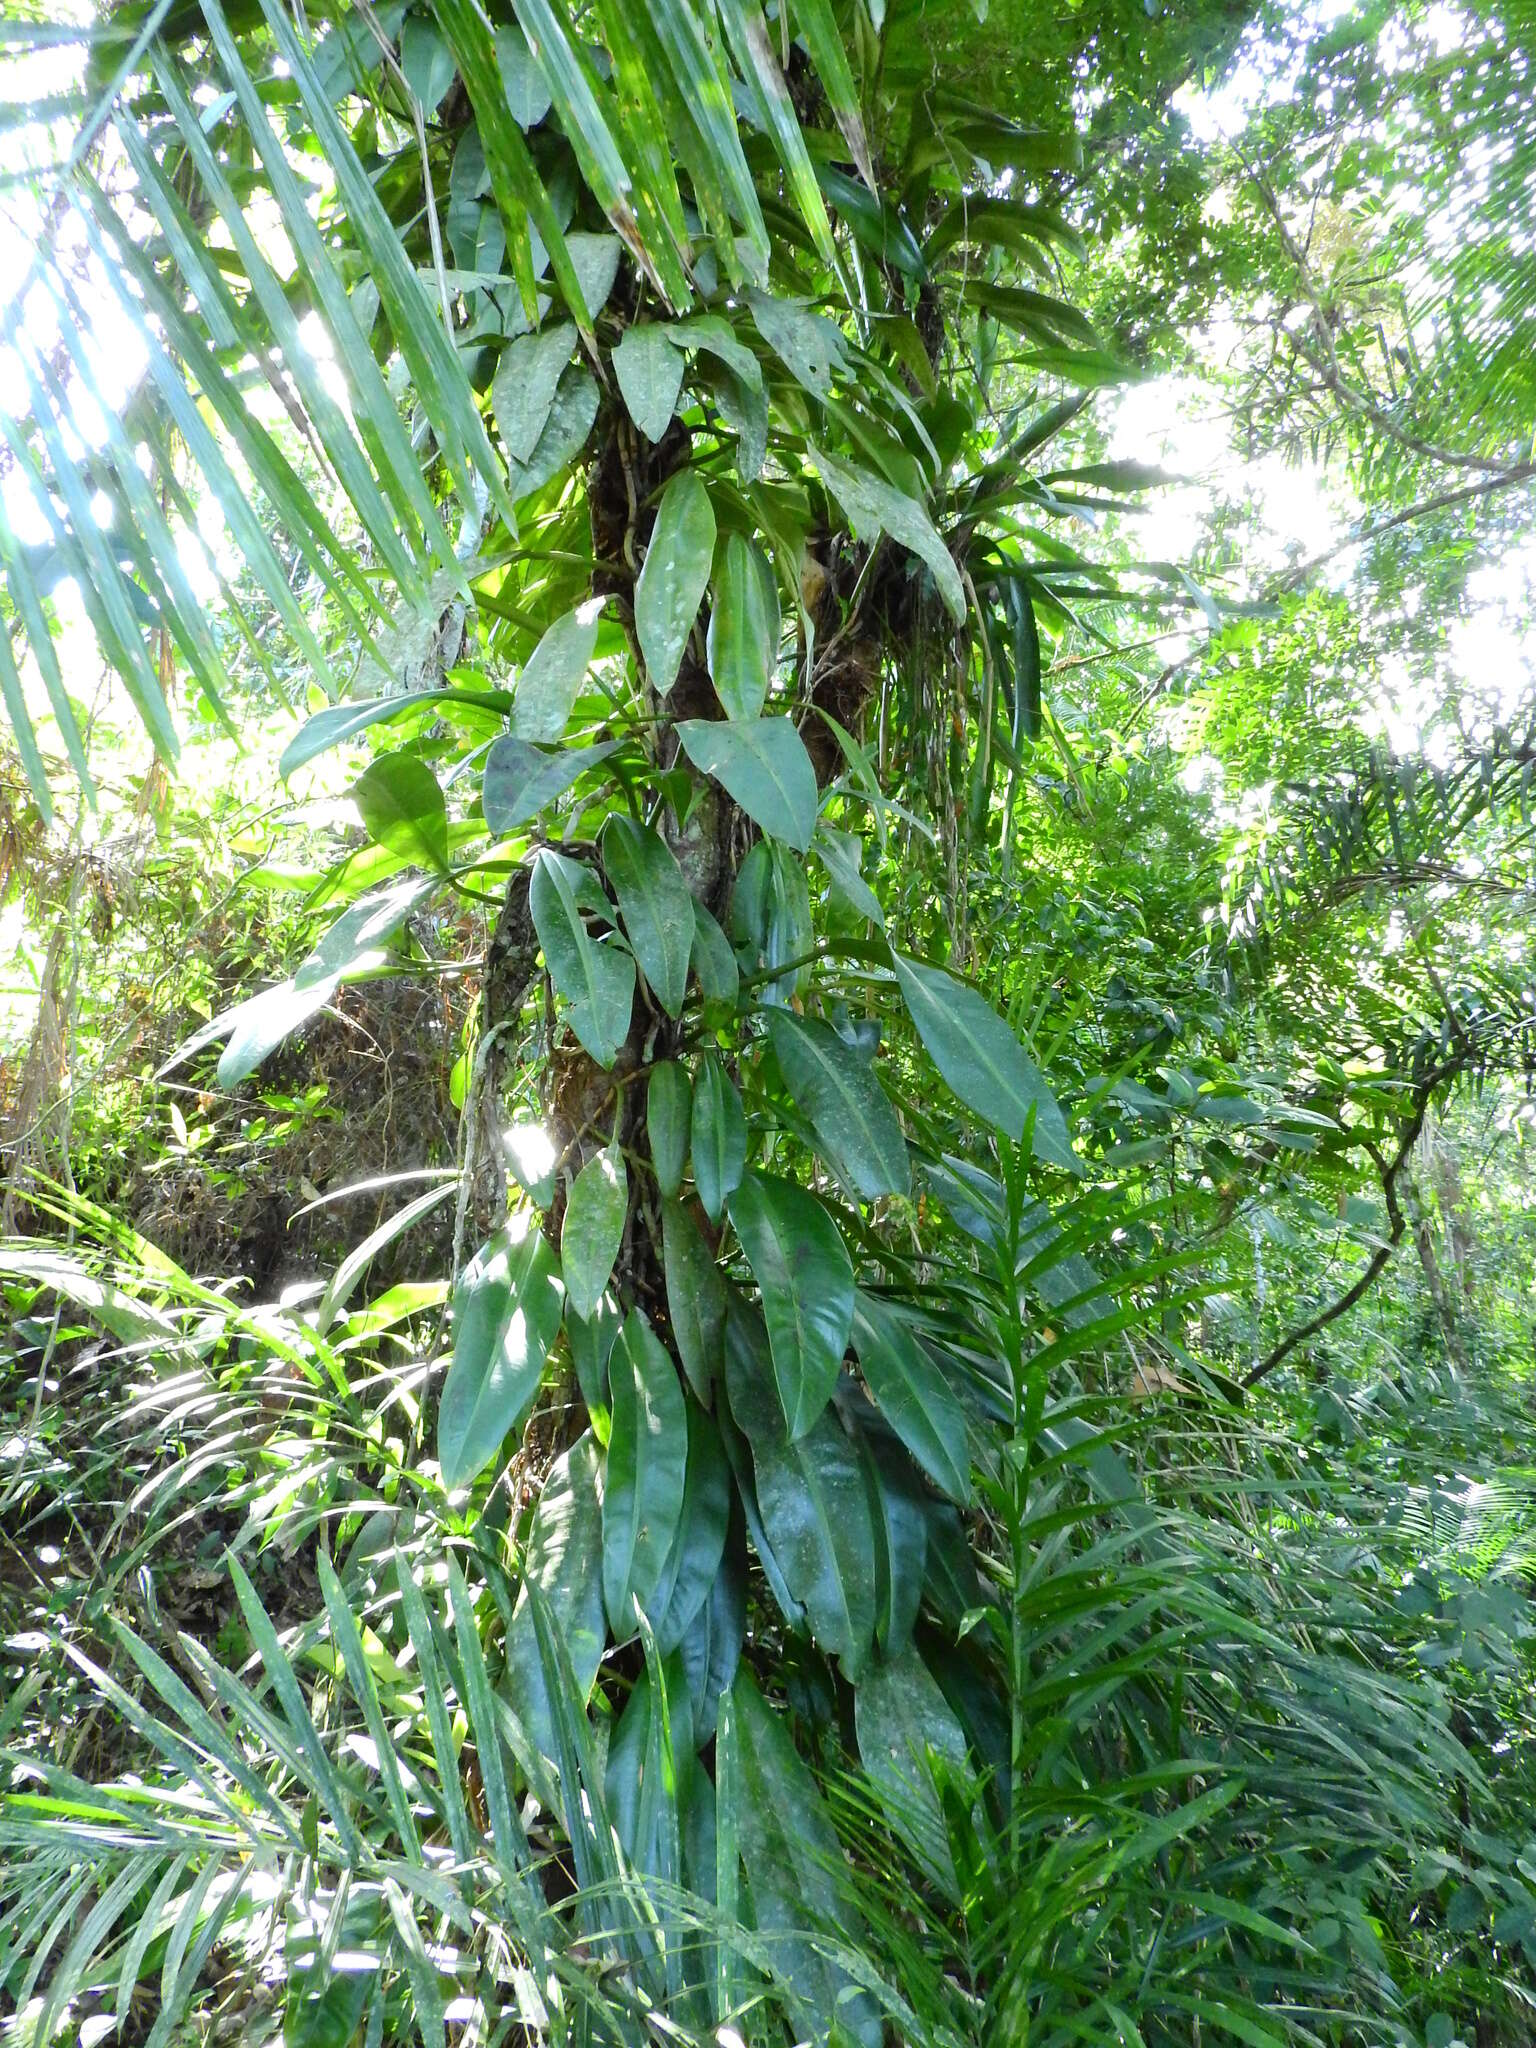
(1, 1, 1534, 2044)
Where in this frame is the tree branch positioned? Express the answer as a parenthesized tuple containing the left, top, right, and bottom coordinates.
(1243, 1059, 1456, 1388)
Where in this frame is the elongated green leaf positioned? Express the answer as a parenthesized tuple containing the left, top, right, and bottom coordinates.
(613, 322, 687, 441)
(514, 598, 605, 742)
(676, 716, 818, 852)
(893, 951, 1079, 1170)
(604, 1309, 689, 1632)
(395, 1556, 473, 1867)
(316, 1551, 421, 1861)
(716, 0, 839, 272)
(567, 1293, 621, 1415)
(353, 753, 449, 874)
(253, 0, 513, 531)
(494, 320, 577, 463)
(482, 736, 617, 831)
(663, 1197, 726, 1400)
(787, 0, 874, 188)
(725, 1301, 874, 1670)
(854, 1644, 970, 1897)
(681, 1539, 744, 1747)
(813, 823, 885, 927)
(439, 1225, 564, 1489)
(507, 365, 599, 499)
(602, 814, 693, 1017)
(707, 532, 780, 721)
(207, 876, 439, 1088)
(505, 1433, 607, 1763)
(857, 1414, 928, 1658)
(810, 444, 965, 623)
(281, 686, 513, 777)
(228, 1559, 361, 1854)
(768, 1011, 909, 1199)
(530, 847, 636, 1066)
(561, 1144, 627, 1322)
(155, 29, 430, 594)
(748, 289, 850, 399)
(851, 1292, 970, 1504)
(638, 0, 769, 275)
(445, 1553, 527, 1875)
(650, 1400, 732, 1652)
(691, 900, 739, 1009)
(730, 1669, 881, 2046)
(433, 0, 578, 329)
(636, 471, 716, 695)
(728, 1171, 853, 1437)
(690, 1052, 746, 1223)
(647, 1059, 692, 1198)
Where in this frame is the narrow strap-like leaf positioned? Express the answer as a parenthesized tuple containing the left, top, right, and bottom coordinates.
(317, 1551, 423, 1863)
(229, 1558, 363, 1858)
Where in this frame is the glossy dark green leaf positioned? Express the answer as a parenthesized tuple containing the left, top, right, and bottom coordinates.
(810, 445, 965, 624)
(482, 736, 617, 832)
(504, 1432, 607, 1763)
(893, 951, 1079, 1172)
(494, 320, 579, 464)
(281, 685, 513, 778)
(856, 1412, 928, 1659)
(513, 597, 605, 742)
(530, 848, 635, 1068)
(724, 1303, 875, 1676)
(728, 1171, 853, 1438)
(495, 22, 551, 126)
(613, 323, 686, 443)
(851, 1292, 970, 1504)
(602, 814, 693, 1018)
(438, 1226, 563, 1489)
(603, 1309, 688, 1633)
(690, 900, 739, 1010)
(635, 471, 716, 696)
(561, 1144, 627, 1323)
(506, 363, 599, 501)
(677, 1530, 744, 1746)
(729, 1669, 882, 2047)
(813, 822, 885, 928)
(650, 1400, 732, 1652)
(605, 1651, 691, 1884)
(768, 1011, 909, 1199)
(690, 1053, 746, 1223)
(730, 839, 812, 1005)
(400, 16, 456, 115)
(707, 532, 779, 723)
(208, 876, 438, 1088)
(747, 288, 850, 399)
(351, 752, 448, 875)
(647, 1059, 692, 1198)
(854, 1643, 970, 1898)
(663, 1198, 726, 1401)
(675, 716, 818, 853)
(566, 1293, 621, 1417)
